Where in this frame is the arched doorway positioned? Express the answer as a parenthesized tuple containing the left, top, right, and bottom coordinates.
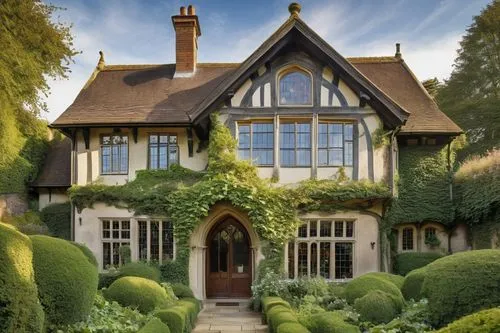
(206, 217, 252, 298)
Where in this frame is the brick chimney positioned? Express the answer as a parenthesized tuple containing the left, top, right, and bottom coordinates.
(172, 5, 201, 77)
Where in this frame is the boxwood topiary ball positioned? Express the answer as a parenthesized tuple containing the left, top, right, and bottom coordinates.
(363, 272, 405, 289)
(104, 276, 172, 313)
(401, 266, 428, 301)
(119, 261, 161, 282)
(138, 317, 171, 333)
(0, 223, 44, 333)
(344, 274, 404, 307)
(354, 290, 399, 324)
(434, 307, 500, 333)
(30, 235, 98, 325)
(171, 282, 195, 298)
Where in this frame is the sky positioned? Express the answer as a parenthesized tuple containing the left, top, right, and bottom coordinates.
(43, 0, 491, 122)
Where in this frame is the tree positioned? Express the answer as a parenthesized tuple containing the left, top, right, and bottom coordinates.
(422, 78, 440, 98)
(0, 0, 77, 114)
(437, 0, 500, 160)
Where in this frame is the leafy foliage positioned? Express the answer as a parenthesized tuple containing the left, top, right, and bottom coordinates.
(362, 272, 405, 290)
(401, 267, 428, 301)
(30, 235, 98, 325)
(302, 311, 361, 333)
(393, 252, 443, 276)
(344, 274, 404, 308)
(421, 78, 441, 98)
(437, 1, 500, 160)
(435, 307, 500, 333)
(421, 249, 500, 327)
(71, 241, 98, 267)
(171, 283, 195, 299)
(368, 299, 431, 333)
(354, 290, 399, 324)
(0, 222, 44, 333)
(119, 262, 161, 282)
(138, 318, 171, 333)
(276, 322, 311, 333)
(40, 202, 71, 240)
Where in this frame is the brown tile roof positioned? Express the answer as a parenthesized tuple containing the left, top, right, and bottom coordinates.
(52, 63, 237, 126)
(32, 138, 71, 187)
(351, 58, 462, 135)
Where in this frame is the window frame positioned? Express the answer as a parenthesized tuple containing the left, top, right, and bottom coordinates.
(147, 133, 179, 170)
(277, 66, 314, 107)
(100, 133, 129, 175)
(279, 120, 312, 167)
(317, 122, 354, 167)
(137, 219, 176, 264)
(287, 219, 355, 280)
(402, 227, 415, 251)
(100, 219, 131, 269)
(237, 121, 274, 167)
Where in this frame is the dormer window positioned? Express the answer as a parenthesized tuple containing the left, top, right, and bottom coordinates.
(278, 67, 312, 106)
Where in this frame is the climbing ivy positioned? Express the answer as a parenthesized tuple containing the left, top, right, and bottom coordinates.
(69, 114, 392, 282)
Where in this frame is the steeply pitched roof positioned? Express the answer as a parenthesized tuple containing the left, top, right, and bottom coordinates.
(32, 138, 71, 187)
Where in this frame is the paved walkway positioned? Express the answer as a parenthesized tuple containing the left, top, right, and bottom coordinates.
(193, 299, 267, 333)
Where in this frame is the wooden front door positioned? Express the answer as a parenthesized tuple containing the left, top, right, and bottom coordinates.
(206, 219, 252, 298)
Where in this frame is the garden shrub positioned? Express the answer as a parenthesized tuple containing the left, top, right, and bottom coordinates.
(394, 252, 443, 276)
(171, 282, 195, 298)
(344, 274, 404, 307)
(302, 311, 360, 333)
(31, 235, 98, 325)
(364, 272, 405, 289)
(178, 299, 200, 326)
(328, 282, 346, 299)
(71, 241, 98, 267)
(277, 322, 311, 333)
(266, 304, 292, 323)
(434, 307, 500, 333)
(354, 290, 399, 324)
(138, 318, 171, 333)
(0, 222, 44, 333)
(104, 276, 172, 314)
(401, 267, 428, 301)
(180, 297, 201, 314)
(421, 249, 500, 327)
(39, 202, 71, 239)
(119, 262, 161, 282)
(369, 299, 432, 333)
(5, 211, 50, 235)
(262, 296, 291, 313)
(161, 282, 178, 301)
(160, 260, 188, 284)
(268, 310, 298, 333)
(154, 305, 190, 333)
(98, 270, 121, 289)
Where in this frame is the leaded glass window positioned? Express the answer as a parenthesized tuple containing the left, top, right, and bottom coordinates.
(149, 134, 178, 169)
(318, 123, 354, 166)
(279, 70, 312, 105)
(138, 220, 175, 264)
(101, 135, 128, 174)
(237, 122, 274, 166)
(402, 227, 414, 251)
(280, 122, 311, 166)
(102, 219, 130, 269)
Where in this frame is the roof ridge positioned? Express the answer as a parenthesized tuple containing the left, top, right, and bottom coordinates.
(347, 56, 400, 64)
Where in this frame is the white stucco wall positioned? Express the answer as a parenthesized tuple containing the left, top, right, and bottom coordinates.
(38, 188, 69, 210)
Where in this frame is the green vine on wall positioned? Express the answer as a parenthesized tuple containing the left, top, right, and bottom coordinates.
(69, 114, 391, 282)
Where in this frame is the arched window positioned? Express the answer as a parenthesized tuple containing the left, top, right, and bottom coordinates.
(402, 227, 414, 251)
(279, 68, 312, 105)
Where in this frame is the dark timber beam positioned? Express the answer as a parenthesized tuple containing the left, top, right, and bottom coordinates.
(186, 127, 194, 157)
(82, 127, 90, 150)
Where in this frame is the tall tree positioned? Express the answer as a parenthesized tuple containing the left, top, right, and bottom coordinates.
(437, 0, 500, 160)
(422, 77, 440, 98)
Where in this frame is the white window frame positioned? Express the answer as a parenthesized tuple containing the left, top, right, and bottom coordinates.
(137, 219, 176, 264)
(100, 219, 131, 269)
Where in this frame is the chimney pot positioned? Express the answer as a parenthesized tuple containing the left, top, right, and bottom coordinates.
(395, 43, 402, 58)
(172, 5, 201, 77)
(188, 5, 195, 15)
(180, 6, 186, 15)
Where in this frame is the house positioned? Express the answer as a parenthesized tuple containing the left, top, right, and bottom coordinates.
(48, 3, 467, 300)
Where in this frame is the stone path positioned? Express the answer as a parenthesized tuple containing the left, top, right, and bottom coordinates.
(193, 299, 267, 333)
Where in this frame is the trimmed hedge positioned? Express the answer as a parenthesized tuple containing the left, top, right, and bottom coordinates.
(99, 270, 121, 289)
(0, 223, 44, 333)
(394, 252, 443, 276)
(154, 305, 190, 333)
(138, 318, 171, 333)
(178, 299, 200, 326)
(160, 260, 187, 284)
(30, 235, 98, 325)
(434, 307, 500, 333)
(344, 274, 404, 307)
(422, 250, 500, 327)
(104, 276, 172, 313)
(303, 312, 360, 333)
(171, 283, 195, 298)
(262, 296, 291, 313)
(266, 305, 292, 324)
(268, 310, 298, 333)
(401, 267, 428, 301)
(71, 241, 98, 267)
(119, 262, 161, 282)
(354, 290, 399, 324)
(39, 202, 71, 240)
(363, 272, 405, 289)
(277, 322, 311, 333)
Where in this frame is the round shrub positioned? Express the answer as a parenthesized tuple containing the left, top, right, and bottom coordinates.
(364, 272, 405, 289)
(178, 299, 199, 325)
(104, 276, 171, 313)
(171, 282, 195, 298)
(31, 235, 98, 325)
(99, 270, 122, 289)
(39, 202, 71, 239)
(394, 252, 443, 276)
(138, 318, 171, 333)
(71, 241, 98, 267)
(435, 307, 500, 333)
(262, 296, 291, 313)
(354, 290, 399, 324)
(269, 310, 298, 333)
(266, 304, 292, 323)
(344, 274, 404, 306)
(421, 250, 500, 327)
(401, 267, 428, 301)
(154, 306, 189, 333)
(119, 262, 161, 282)
(180, 297, 201, 314)
(303, 312, 360, 333)
(0, 223, 44, 333)
(277, 322, 311, 333)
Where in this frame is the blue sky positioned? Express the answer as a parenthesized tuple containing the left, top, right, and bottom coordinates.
(43, 0, 490, 122)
